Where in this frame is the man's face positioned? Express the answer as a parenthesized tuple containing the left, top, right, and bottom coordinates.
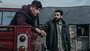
(31, 6, 41, 16)
(54, 12, 62, 20)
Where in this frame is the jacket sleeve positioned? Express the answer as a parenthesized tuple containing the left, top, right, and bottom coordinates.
(41, 21, 50, 33)
(16, 13, 29, 25)
(40, 20, 51, 50)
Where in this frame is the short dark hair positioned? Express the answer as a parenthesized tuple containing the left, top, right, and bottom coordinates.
(31, 0, 42, 9)
(55, 10, 63, 16)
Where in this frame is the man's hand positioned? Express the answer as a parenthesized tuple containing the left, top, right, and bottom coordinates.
(35, 28, 41, 33)
(35, 28, 47, 36)
(40, 30, 47, 36)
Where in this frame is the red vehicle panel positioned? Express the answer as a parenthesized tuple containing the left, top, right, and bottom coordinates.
(16, 26, 33, 51)
(0, 26, 37, 51)
(0, 26, 16, 51)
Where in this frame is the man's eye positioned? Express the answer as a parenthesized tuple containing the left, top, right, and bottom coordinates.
(57, 14, 59, 16)
(55, 14, 59, 16)
(35, 7, 38, 10)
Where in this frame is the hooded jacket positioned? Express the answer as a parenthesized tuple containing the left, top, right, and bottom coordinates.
(9, 4, 39, 41)
(9, 4, 37, 27)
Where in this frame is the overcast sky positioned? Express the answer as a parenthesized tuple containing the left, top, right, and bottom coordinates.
(2, 0, 90, 7)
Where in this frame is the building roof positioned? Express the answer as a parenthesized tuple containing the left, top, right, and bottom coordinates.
(39, 6, 90, 24)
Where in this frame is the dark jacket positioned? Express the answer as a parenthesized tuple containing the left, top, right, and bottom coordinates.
(41, 18, 70, 51)
(9, 4, 37, 27)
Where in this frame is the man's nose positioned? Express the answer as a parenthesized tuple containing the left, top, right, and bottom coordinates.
(55, 16, 58, 17)
(37, 11, 40, 14)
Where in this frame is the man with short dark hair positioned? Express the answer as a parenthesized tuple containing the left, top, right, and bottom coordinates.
(41, 10, 70, 51)
(10, 0, 46, 36)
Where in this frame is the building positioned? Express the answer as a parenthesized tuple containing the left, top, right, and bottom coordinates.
(39, 6, 90, 51)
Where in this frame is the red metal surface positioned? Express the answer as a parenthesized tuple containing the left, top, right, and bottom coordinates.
(0, 33, 13, 40)
(0, 8, 19, 12)
(0, 26, 36, 51)
(0, 50, 13, 51)
(0, 26, 16, 51)
(17, 26, 33, 51)
(0, 41, 13, 49)
(13, 26, 17, 51)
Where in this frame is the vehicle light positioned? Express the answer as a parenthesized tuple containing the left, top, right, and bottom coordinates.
(19, 35, 26, 42)
(19, 45, 25, 51)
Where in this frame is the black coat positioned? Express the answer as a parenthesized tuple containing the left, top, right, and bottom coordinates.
(41, 18, 70, 51)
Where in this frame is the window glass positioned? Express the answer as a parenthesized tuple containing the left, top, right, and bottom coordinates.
(2, 12, 16, 25)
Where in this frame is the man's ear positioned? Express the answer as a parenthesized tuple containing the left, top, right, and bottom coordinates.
(61, 15, 63, 18)
(30, 6, 32, 10)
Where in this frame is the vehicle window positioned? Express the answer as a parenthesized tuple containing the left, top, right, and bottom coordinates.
(2, 12, 16, 25)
